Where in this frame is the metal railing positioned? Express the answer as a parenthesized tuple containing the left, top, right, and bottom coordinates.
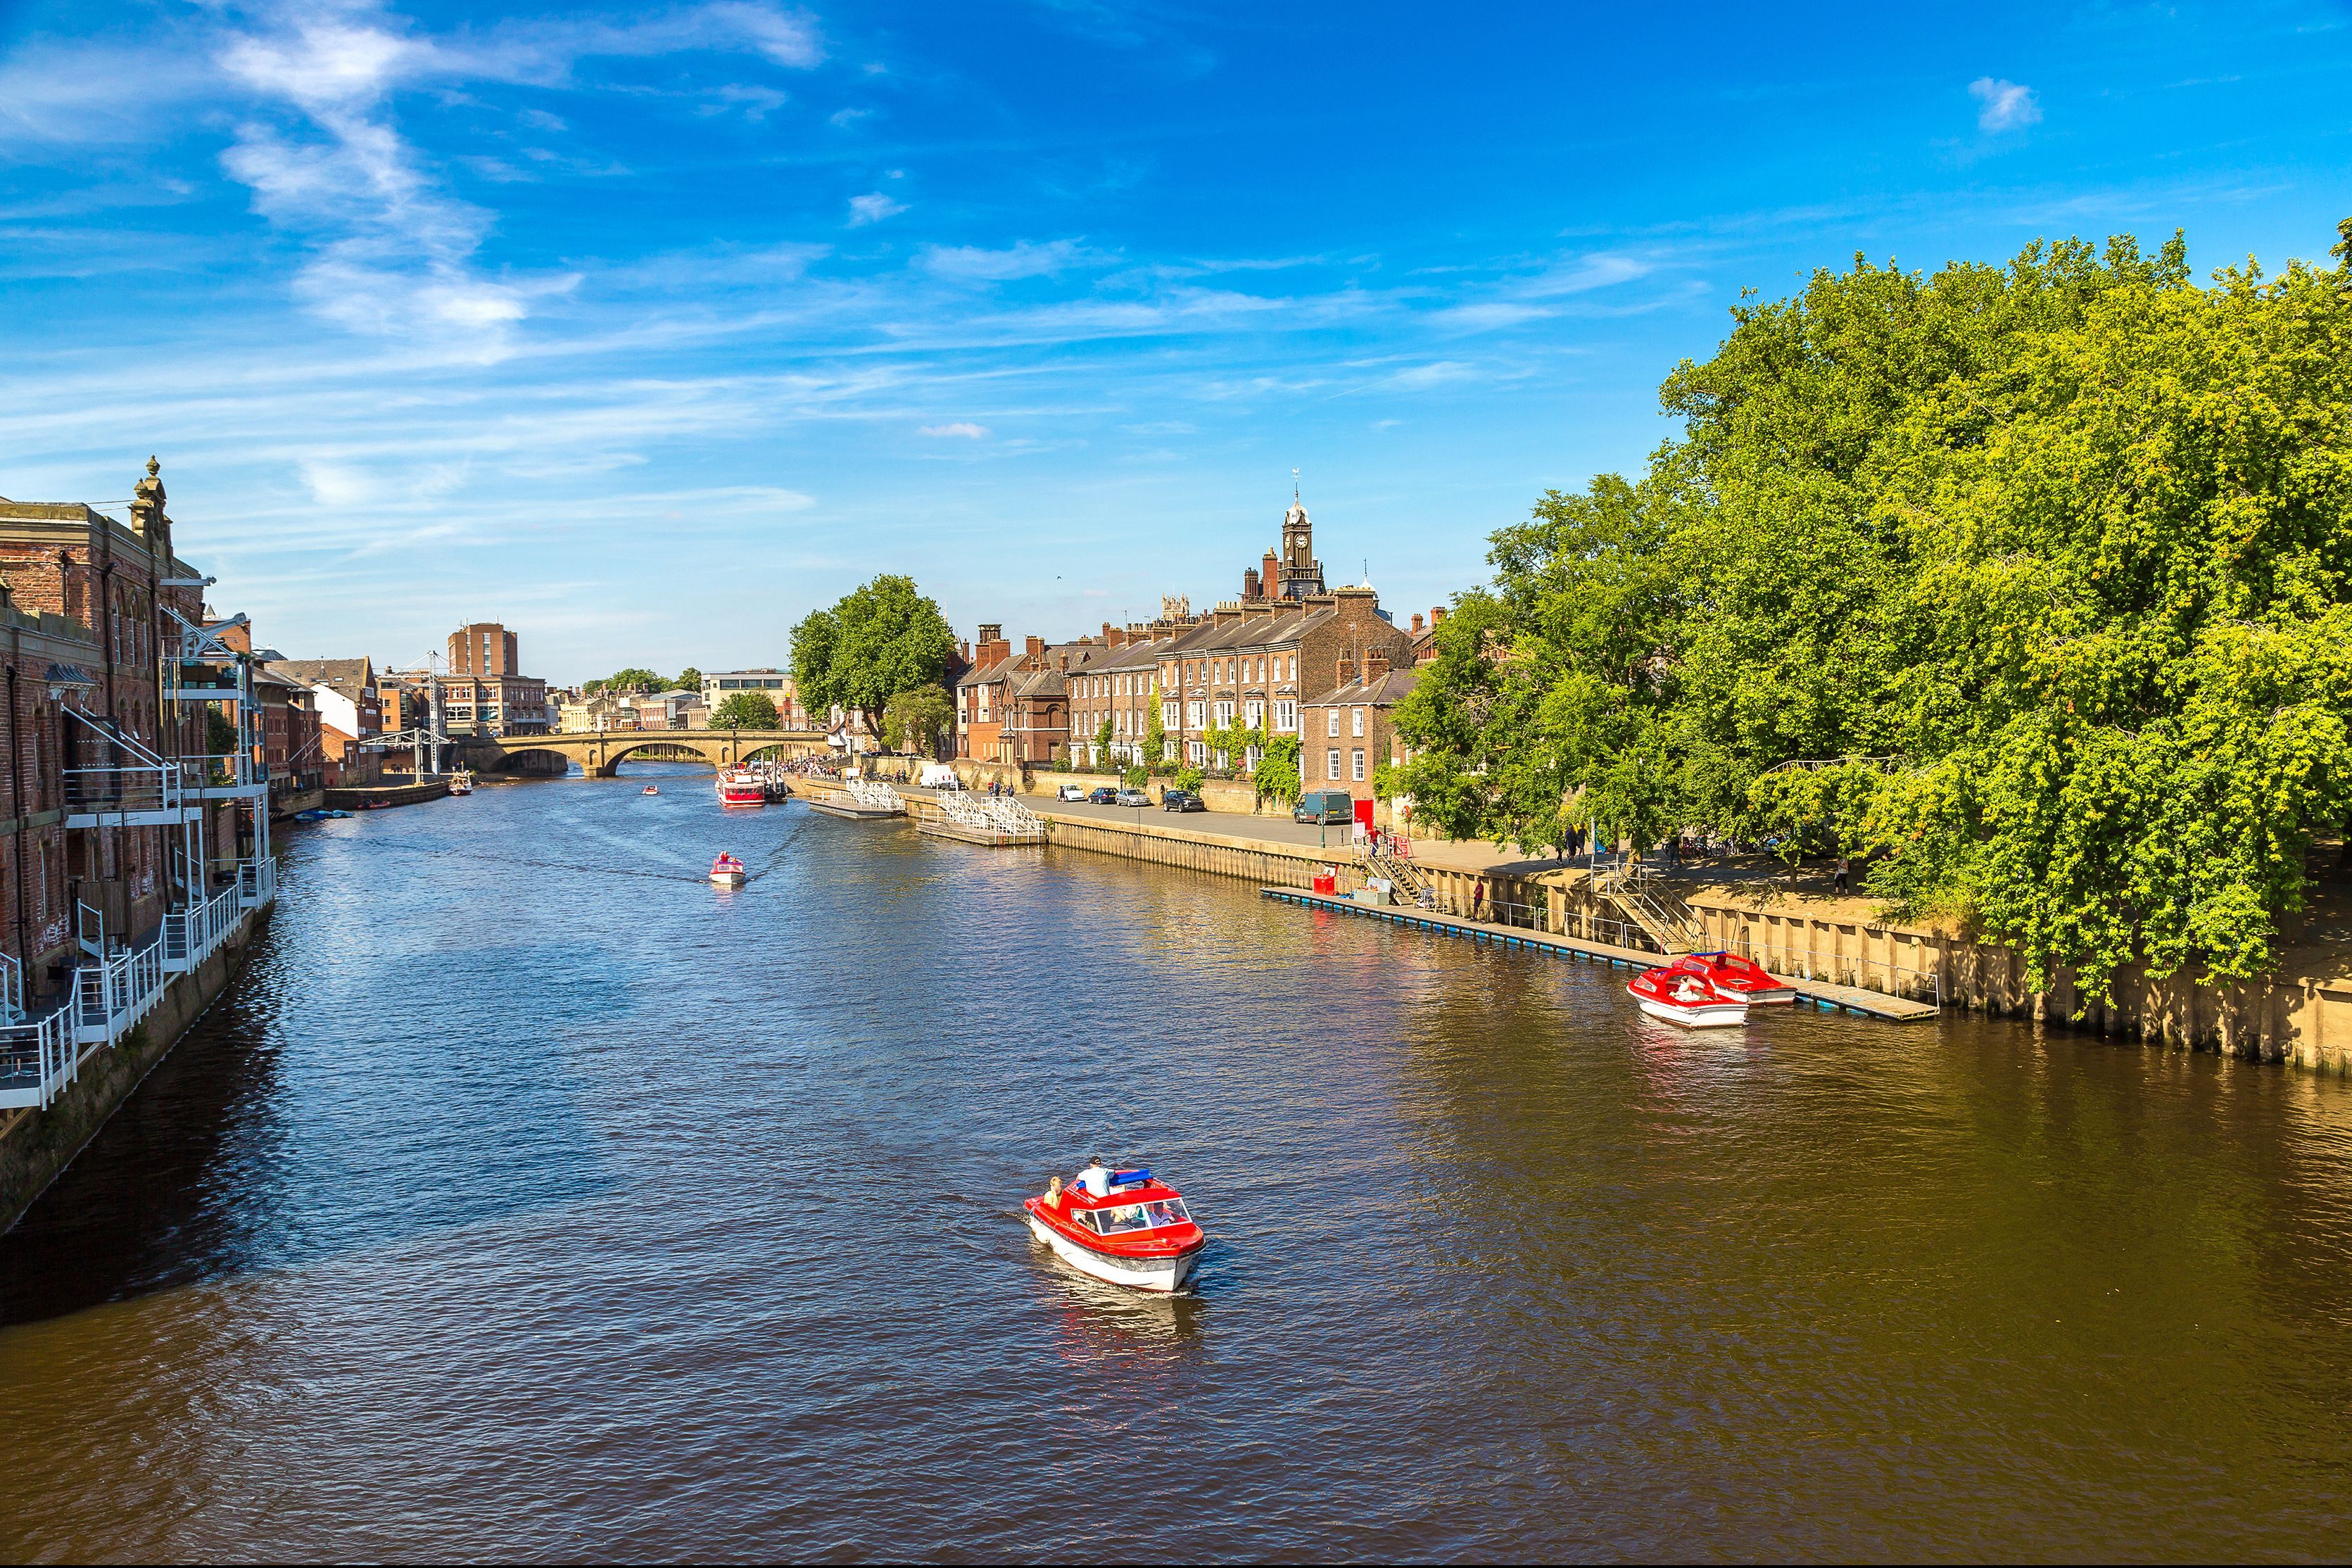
(0, 1005, 75, 1111)
(0, 950, 20, 1022)
(63, 760, 186, 815)
(163, 880, 245, 973)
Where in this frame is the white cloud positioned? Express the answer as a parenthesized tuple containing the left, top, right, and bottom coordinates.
(919, 422, 990, 438)
(703, 83, 789, 119)
(848, 192, 907, 226)
(916, 239, 1097, 280)
(1969, 77, 2042, 132)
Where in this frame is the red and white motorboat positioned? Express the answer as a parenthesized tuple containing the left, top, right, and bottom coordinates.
(642, 785, 660, 795)
(709, 852, 747, 887)
(716, 767, 764, 807)
(1669, 951, 1796, 1005)
(1023, 1165, 1206, 1293)
(1629, 963, 1749, 1028)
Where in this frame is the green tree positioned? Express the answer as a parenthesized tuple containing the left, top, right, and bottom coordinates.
(791, 575, 955, 732)
(206, 707, 237, 755)
(1144, 693, 1168, 769)
(1173, 764, 1204, 793)
(1394, 222, 2352, 996)
(1255, 733, 1302, 804)
(588, 667, 662, 695)
(710, 691, 780, 730)
(1093, 716, 1114, 767)
(674, 666, 702, 695)
(882, 683, 954, 754)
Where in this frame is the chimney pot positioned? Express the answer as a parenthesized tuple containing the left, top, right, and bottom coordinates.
(1410, 613, 1424, 634)
(1430, 605, 1447, 626)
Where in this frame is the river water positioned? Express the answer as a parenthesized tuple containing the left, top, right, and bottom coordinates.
(4, 764, 2351, 1560)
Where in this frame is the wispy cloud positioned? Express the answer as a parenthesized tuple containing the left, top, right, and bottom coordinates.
(847, 192, 906, 226)
(1969, 77, 2042, 132)
(916, 239, 1101, 280)
(919, 422, 990, 438)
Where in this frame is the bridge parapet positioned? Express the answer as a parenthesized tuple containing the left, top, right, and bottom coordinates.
(467, 730, 830, 777)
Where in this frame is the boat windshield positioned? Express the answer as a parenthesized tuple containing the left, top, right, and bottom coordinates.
(1095, 1199, 1187, 1232)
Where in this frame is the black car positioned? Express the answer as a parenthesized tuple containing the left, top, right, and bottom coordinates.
(1087, 786, 1119, 804)
(1163, 790, 1207, 812)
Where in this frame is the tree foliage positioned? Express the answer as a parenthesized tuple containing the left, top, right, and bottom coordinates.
(883, 683, 954, 754)
(790, 575, 956, 730)
(587, 667, 663, 695)
(1393, 225, 2352, 994)
(710, 691, 779, 730)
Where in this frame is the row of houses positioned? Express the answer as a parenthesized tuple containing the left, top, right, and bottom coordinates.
(952, 495, 1448, 807)
(550, 669, 815, 733)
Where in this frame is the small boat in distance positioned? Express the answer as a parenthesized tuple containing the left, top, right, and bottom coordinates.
(1629, 964, 1750, 1028)
(1024, 1163, 1206, 1293)
(709, 852, 747, 887)
(448, 769, 474, 796)
(642, 785, 660, 795)
(1669, 951, 1795, 1005)
(717, 766, 764, 808)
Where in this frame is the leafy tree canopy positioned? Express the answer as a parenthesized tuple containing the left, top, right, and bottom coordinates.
(883, 683, 954, 754)
(791, 575, 955, 730)
(1393, 225, 2352, 995)
(710, 690, 779, 730)
(586, 667, 664, 695)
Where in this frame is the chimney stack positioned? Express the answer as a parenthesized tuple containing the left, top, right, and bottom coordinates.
(1365, 645, 1390, 681)
(1243, 567, 1261, 600)
(1026, 634, 1045, 661)
(1263, 549, 1279, 598)
(1336, 650, 1357, 685)
(1410, 613, 1424, 635)
(1430, 605, 1448, 626)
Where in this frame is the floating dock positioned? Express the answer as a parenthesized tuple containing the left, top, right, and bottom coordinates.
(918, 819, 1044, 847)
(807, 798, 903, 820)
(1260, 887, 1939, 1022)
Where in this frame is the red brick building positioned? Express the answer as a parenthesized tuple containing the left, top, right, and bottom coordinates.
(0, 459, 246, 1005)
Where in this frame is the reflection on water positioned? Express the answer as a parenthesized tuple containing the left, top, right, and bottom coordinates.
(4, 760, 2352, 1560)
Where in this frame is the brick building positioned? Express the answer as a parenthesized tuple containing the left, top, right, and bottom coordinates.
(438, 622, 549, 736)
(1157, 586, 1410, 772)
(274, 657, 382, 788)
(0, 459, 253, 1009)
(1301, 651, 1420, 805)
(702, 669, 808, 728)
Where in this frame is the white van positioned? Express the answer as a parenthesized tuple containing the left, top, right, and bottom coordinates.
(919, 763, 961, 791)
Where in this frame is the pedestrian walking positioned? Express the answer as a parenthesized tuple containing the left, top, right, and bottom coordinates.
(1834, 856, 1850, 895)
(1472, 877, 1488, 922)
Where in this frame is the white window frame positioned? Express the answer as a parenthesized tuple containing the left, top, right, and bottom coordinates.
(1353, 749, 1366, 782)
(1327, 709, 1339, 738)
(1327, 748, 1342, 780)
(1353, 707, 1365, 737)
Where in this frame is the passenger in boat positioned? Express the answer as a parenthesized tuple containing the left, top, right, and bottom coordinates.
(1077, 1157, 1108, 1196)
(1046, 1175, 1065, 1208)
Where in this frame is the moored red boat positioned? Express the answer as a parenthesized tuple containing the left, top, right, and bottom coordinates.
(1629, 963, 1749, 1028)
(642, 785, 660, 795)
(1669, 950, 1795, 1005)
(709, 852, 747, 887)
(716, 767, 764, 807)
(1023, 1163, 1206, 1293)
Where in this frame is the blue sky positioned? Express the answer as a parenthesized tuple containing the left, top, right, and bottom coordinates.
(1, 0, 2347, 682)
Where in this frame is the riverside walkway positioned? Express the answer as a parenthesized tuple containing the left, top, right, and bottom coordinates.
(1260, 887, 1940, 1023)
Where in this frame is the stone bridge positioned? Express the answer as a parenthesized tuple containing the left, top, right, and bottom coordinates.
(463, 730, 830, 777)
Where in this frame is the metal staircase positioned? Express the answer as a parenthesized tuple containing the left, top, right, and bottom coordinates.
(1364, 851, 1429, 903)
(1593, 861, 1705, 953)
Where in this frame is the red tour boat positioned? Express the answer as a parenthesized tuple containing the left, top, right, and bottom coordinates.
(1669, 951, 1795, 1004)
(717, 767, 765, 808)
(709, 852, 747, 887)
(1024, 1163, 1206, 1293)
(1629, 963, 1749, 1028)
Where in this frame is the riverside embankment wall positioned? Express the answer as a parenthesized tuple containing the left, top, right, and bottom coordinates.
(807, 777, 2352, 1075)
(0, 902, 270, 1234)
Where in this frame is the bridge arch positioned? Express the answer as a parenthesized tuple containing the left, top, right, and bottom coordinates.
(484, 745, 578, 777)
(600, 738, 726, 776)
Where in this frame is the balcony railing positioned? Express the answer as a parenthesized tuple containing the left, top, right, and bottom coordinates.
(0, 1006, 75, 1111)
(63, 760, 186, 815)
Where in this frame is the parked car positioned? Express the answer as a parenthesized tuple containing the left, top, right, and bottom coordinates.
(1115, 788, 1151, 807)
(1163, 790, 1206, 812)
(1294, 790, 1355, 825)
(1087, 786, 1119, 804)
(1057, 783, 1088, 801)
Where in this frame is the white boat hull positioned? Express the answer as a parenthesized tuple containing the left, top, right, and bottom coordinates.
(1636, 996, 1749, 1028)
(710, 873, 746, 887)
(1026, 1214, 1200, 1293)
